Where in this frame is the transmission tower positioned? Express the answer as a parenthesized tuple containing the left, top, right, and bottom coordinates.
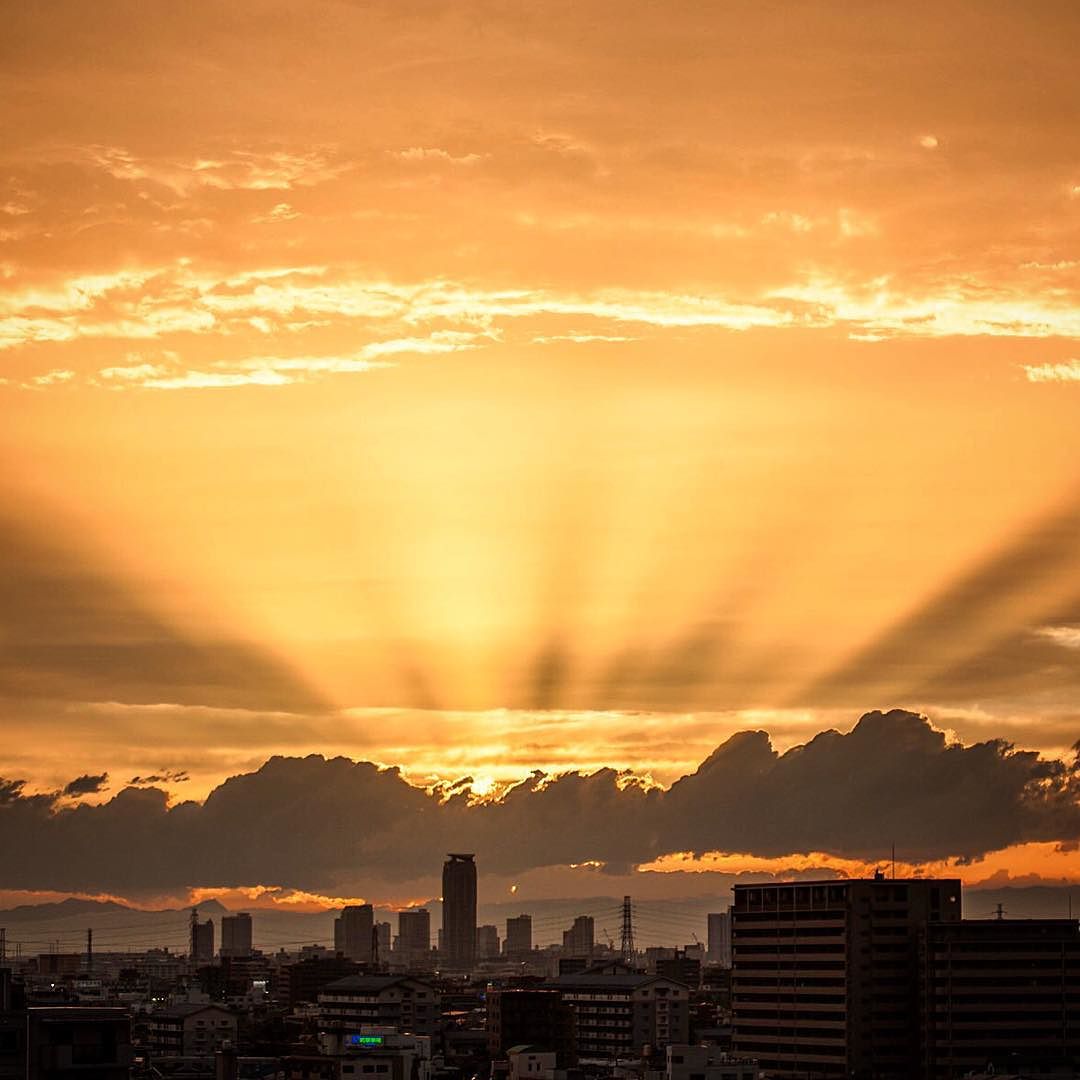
(619, 895, 635, 964)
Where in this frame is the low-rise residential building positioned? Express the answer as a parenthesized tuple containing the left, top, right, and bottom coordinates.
(319, 1028, 433, 1080)
(666, 1045, 758, 1080)
(549, 974, 690, 1060)
(318, 976, 439, 1037)
(147, 1003, 238, 1057)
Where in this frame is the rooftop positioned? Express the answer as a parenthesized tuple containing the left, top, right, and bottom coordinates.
(549, 973, 687, 990)
(321, 975, 431, 993)
(733, 876, 962, 889)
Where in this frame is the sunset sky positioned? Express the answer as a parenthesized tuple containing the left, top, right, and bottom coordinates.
(2, 0, 1080, 908)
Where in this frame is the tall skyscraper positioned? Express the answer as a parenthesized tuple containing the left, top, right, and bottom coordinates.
(220, 912, 253, 958)
(442, 853, 477, 970)
(505, 914, 532, 960)
(334, 904, 374, 962)
(562, 915, 594, 958)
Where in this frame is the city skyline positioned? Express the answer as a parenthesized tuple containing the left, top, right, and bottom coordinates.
(3, 2, 1080, 910)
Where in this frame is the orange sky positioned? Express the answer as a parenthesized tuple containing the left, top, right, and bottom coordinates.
(1, 0, 1079, 902)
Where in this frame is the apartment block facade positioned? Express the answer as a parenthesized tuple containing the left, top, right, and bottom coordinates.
(731, 876, 961, 1079)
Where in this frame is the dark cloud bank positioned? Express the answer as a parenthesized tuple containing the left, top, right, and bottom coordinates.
(2, 710, 1078, 896)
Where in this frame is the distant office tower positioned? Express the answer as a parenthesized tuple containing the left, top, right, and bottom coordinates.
(374, 921, 391, 962)
(220, 912, 253, 958)
(706, 911, 731, 967)
(334, 904, 374, 962)
(191, 917, 214, 964)
(398, 908, 432, 969)
(442, 854, 477, 970)
(731, 875, 961, 1079)
(477, 924, 501, 959)
(562, 915, 594, 958)
(505, 914, 532, 960)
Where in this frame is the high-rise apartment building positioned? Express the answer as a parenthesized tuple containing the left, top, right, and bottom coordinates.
(505, 914, 532, 960)
(220, 912, 253, 959)
(334, 904, 374, 963)
(731, 875, 961, 1079)
(562, 916, 594, 958)
(442, 854, 477, 970)
(922, 918, 1080, 1078)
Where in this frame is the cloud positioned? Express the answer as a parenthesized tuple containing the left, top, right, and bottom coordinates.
(0, 778, 28, 806)
(531, 334, 638, 345)
(392, 148, 487, 166)
(28, 369, 75, 388)
(84, 146, 349, 195)
(85, 333, 484, 390)
(128, 770, 190, 786)
(1025, 359, 1080, 383)
(251, 202, 300, 224)
(0, 710, 1076, 896)
(62, 773, 109, 797)
(1036, 626, 1080, 649)
(2, 258, 1077, 385)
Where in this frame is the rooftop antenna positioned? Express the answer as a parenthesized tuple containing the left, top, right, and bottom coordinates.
(891, 843, 896, 880)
